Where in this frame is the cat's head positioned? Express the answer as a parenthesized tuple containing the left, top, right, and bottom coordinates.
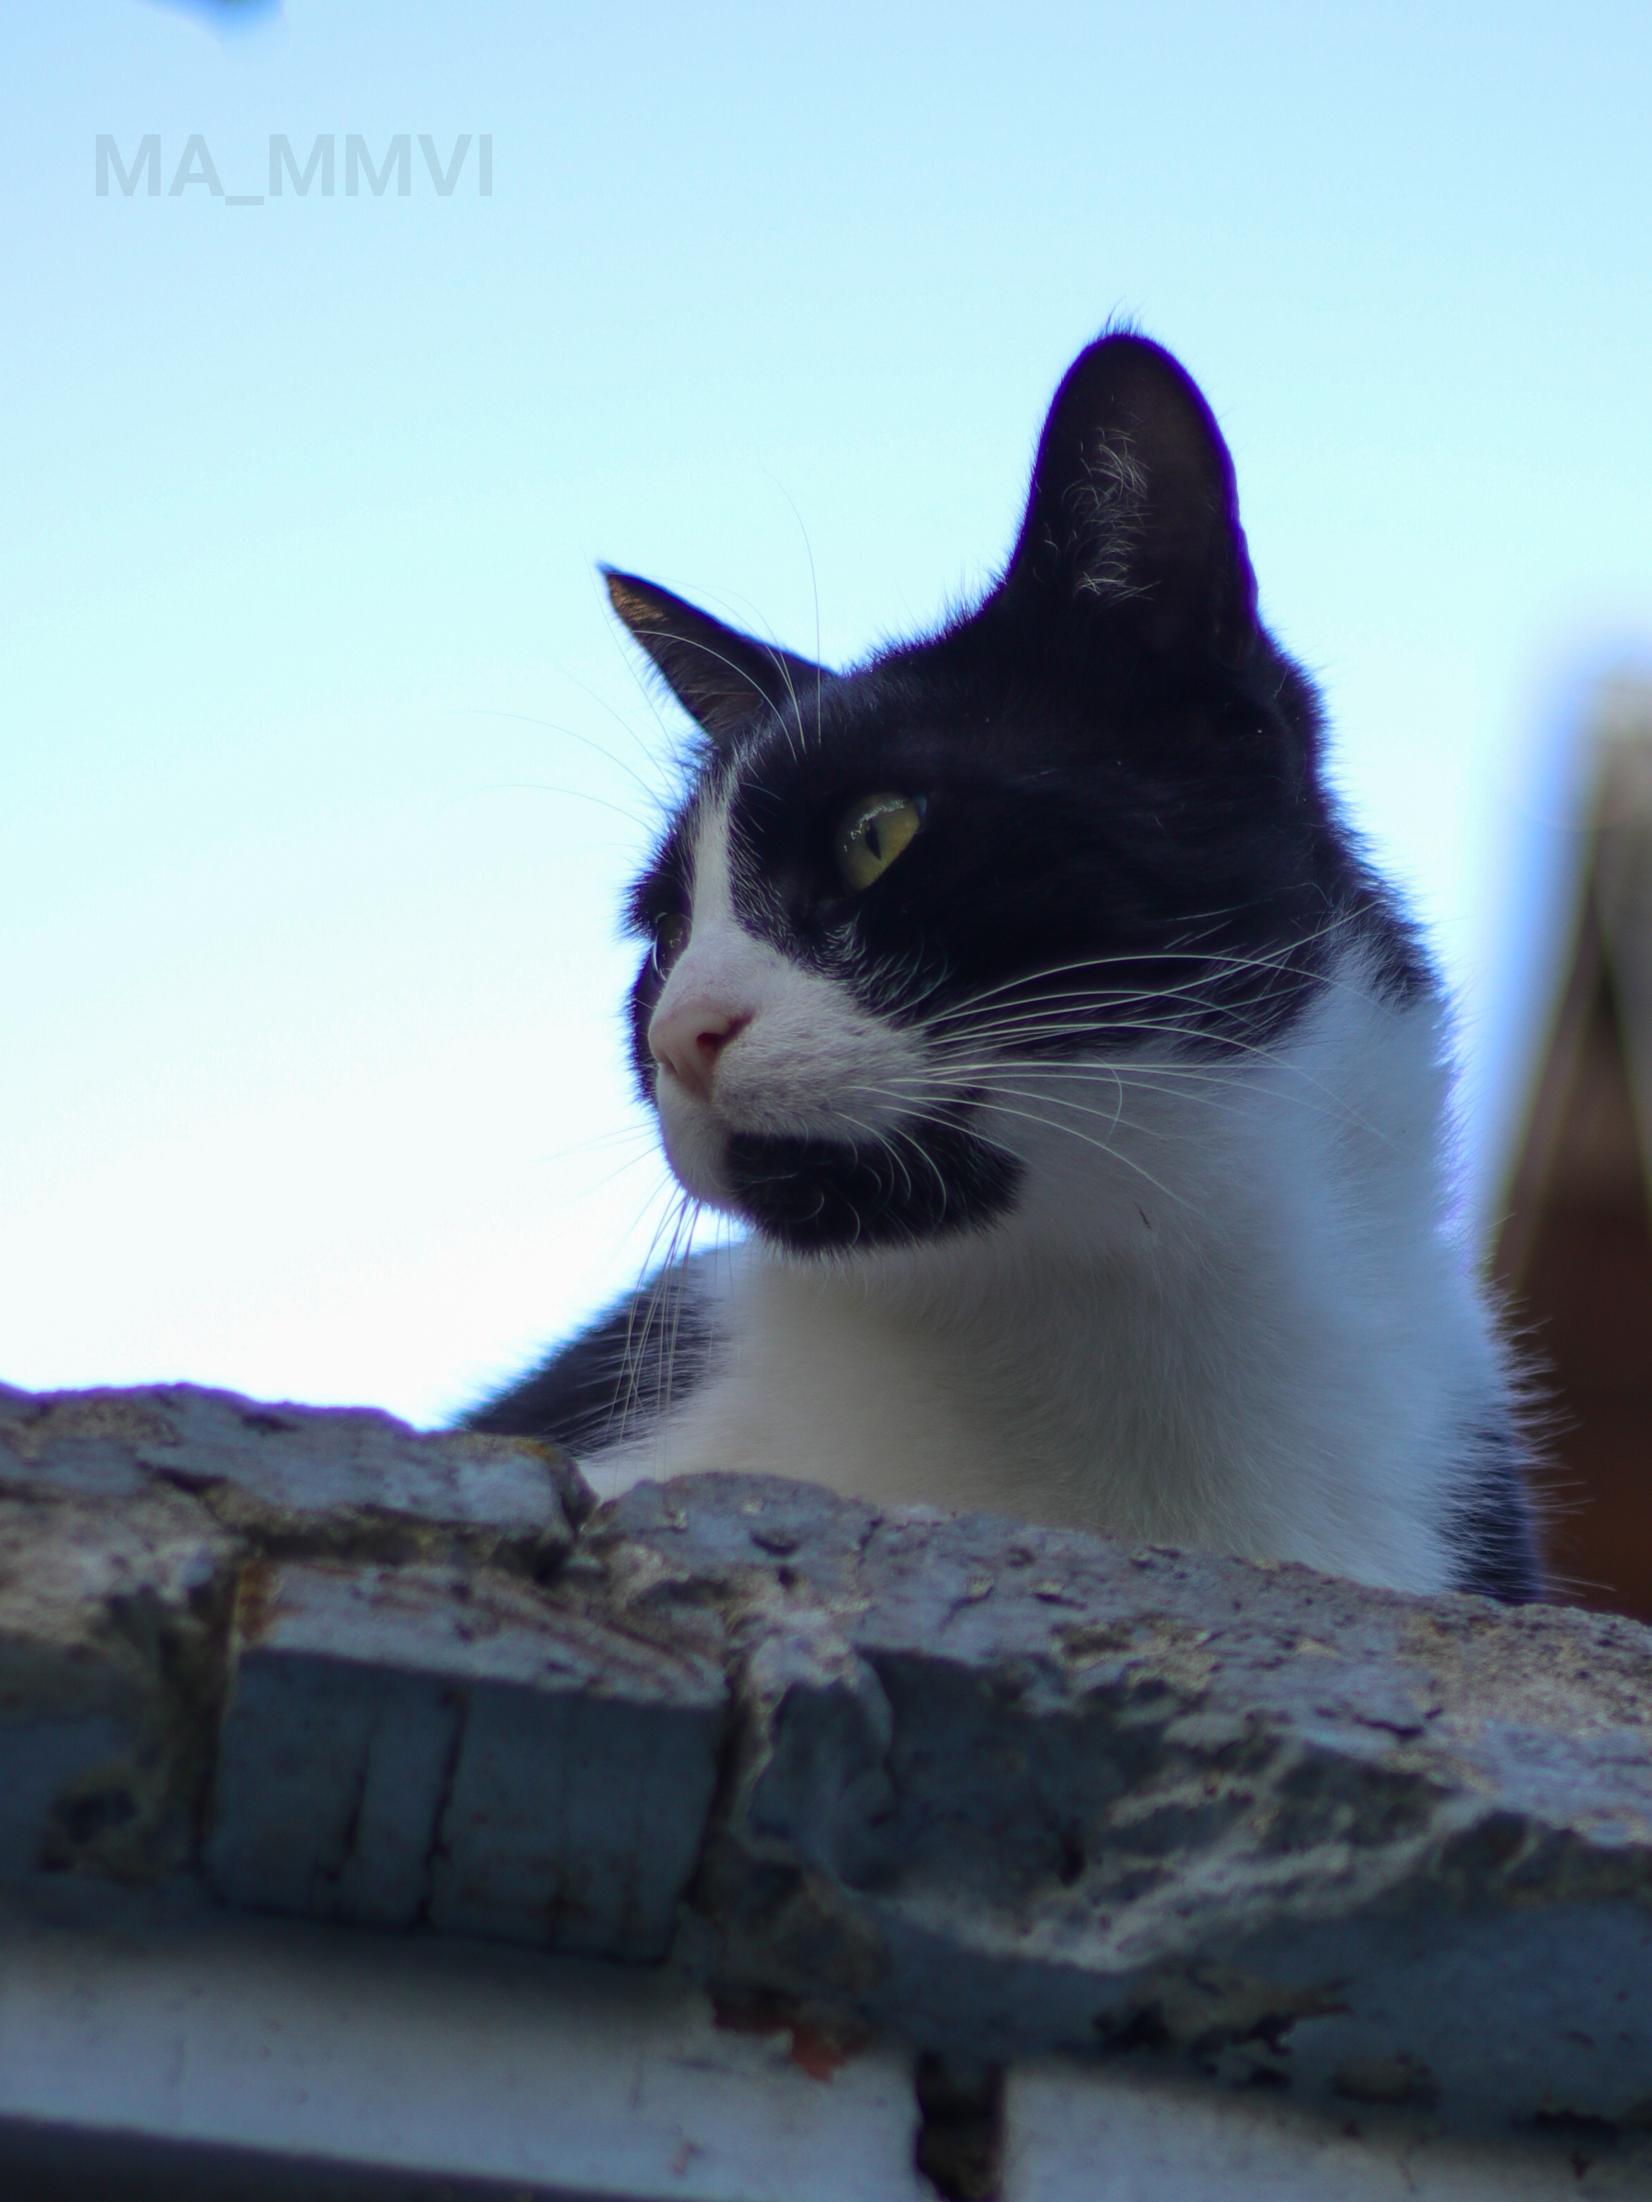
(610, 333, 1421, 1257)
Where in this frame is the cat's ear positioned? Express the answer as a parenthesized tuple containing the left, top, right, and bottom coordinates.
(1000, 334, 1258, 667)
(603, 568, 830, 743)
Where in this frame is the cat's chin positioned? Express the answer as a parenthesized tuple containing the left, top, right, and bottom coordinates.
(718, 1125, 1021, 1255)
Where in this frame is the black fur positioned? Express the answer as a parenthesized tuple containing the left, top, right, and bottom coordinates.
(462, 332, 1535, 1605)
(606, 335, 1428, 1256)
(462, 1270, 716, 1449)
(1452, 1423, 1548, 1602)
(724, 1121, 1021, 1253)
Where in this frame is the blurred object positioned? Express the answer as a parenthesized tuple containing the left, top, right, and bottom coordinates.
(141, 0, 282, 26)
(1494, 678, 1652, 1619)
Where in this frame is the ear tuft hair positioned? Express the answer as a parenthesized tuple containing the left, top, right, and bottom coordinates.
(1001, 333, 1258, 667)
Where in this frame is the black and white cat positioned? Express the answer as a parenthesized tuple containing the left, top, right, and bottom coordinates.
(466, 331, 1543, 1603)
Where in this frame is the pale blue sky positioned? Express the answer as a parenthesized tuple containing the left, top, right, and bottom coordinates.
(4, 1, 1649, 1423)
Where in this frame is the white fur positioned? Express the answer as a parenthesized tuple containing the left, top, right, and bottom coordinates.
(650, 799, 929, 1204)
(592, 796, 1504, 1596)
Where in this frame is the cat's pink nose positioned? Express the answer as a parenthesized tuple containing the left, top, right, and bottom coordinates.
(650, 1001, 752, 1101)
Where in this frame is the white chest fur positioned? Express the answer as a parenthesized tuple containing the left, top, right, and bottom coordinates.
(588, 951, 1505, 1597)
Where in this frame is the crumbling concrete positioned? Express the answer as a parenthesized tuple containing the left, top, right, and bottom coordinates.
(5, 1378, 1652, 2162)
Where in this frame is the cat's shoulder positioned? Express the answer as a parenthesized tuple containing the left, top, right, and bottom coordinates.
(460, 1246, 730, 1452)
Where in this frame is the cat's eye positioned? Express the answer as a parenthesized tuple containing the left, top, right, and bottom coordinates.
(834, 793, 925, 893)
(650, 912, 689, 976)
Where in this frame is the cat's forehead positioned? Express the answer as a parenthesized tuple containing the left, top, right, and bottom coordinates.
(719, 650, 1009, 806)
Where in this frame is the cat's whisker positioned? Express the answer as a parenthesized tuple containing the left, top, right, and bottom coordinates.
(910, 1078, 1183, 1142)
(921, 1006, 1275, 1059)
(827, 1103, 918, 1209)
(559, 650, 684, 784)
(903, 1042, 1396, 1147)
(839, 1120, 948, 1229)
(923, 951, 1332, 1033)
(960, 1095, 1197, 1213)
(731, 482, 830, 748)
(922, 971, 1314, 1050)
(453, 705, 669, 819)
(612, 615, 813, 764)
(886, 1056, 1330, 1128)
(615, 1184, 697, 1442)
(456, 778, 658, 833)
(846, 1078, 1165, 1157)
(919, 908, 1374, 1035)
(560, 1144, 668, 1203)
(760, 467, 828, 743)
(1016, 1016, 1398, 1145)
(876, 1024, 1396, 1147)
(538, 1115, 659, 1153)
(919, 1016, 1297, 1080)
(861, 1101, 957, 1221)
(922, 995, 1356, 1086)
(657, 1193, 703, 1431)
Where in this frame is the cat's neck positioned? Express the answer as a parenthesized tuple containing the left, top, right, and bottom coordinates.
(653, 973, 1492, 1595)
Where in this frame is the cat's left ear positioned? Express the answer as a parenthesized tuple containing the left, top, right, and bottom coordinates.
(999, 333, 1258, 668)
(603, 568, 831, 744)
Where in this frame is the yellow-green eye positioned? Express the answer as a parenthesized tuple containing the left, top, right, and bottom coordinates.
(835, 793, 925, 892)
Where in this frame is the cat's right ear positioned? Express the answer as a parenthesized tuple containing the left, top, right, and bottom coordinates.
(603, 568, 831, 745)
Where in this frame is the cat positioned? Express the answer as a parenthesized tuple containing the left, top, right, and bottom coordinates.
(463, 330, 1544, 1604)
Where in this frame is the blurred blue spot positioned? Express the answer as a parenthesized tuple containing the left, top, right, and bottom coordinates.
(141, 0, 283, 25)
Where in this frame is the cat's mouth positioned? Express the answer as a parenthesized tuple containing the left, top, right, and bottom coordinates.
(721, 1124, 1021, 1254)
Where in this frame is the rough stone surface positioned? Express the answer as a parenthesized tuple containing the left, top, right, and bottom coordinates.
(0, 1379, 586, 1573)
(209, 1557, 726, 1954)
(0, 1478, 233, 1885)
(593, 1476, 1652, 2128)
(6, 1381, 1652, 2156)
